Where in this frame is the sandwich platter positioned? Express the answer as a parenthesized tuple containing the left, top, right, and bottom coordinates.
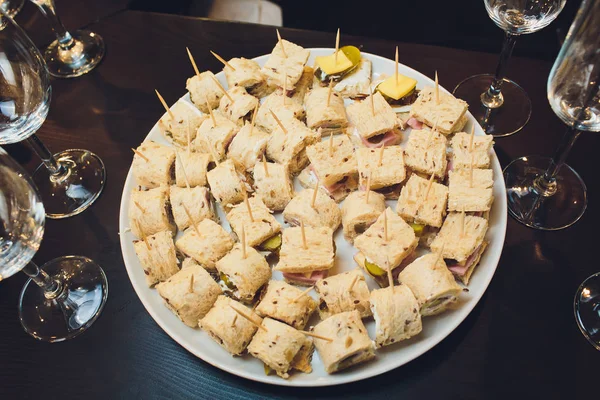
(119, 46, 507, 386)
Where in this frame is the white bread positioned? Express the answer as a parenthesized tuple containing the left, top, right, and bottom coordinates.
(274, 226, 335, 274)
(396, 174, 448, 228)
(157, 100, 206, 147)
(305, 135, 357, 187)
(265, 117, 319, 174)
(186, 71, 223, 113)
(447, 168, 494, 212)
(409, 86, 468, 135)
(450, 132, 494, 170)
(227, 122, 269, 172)
(170, 186, 216, 231)
(403, 128, 448, 179)
(218, 86, 259, 124)
(356, 146, 406, 190)
(346, 92, 399, 139)
(255, 280, 318, 330)
(194, 111, 239, 161)
(256, 90, 305, 133)
(341, 190, 386, 243)
(252, 161, 294, 211)
(223, 57, 269, 97)
(315, 268, 372, 319)
(304, 87, 348, 135)
(282, 188, 342, 231)
(261, 39, 310, 89)
(226, 195, 281, 247)
(430, 213, 488, 263)
(175, 219, 234, 270)
(133, 230, 179, 287)
(207, 159, 245, 208)
(175, 151, 212, 188)
(129, 186, 176, 238)
(132, 141, 175, 188)
(216, 243, 271, 303)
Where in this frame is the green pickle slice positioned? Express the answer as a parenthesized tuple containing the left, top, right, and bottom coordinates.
(365, 259, 386, 277)
(258, 233, 282, 252)
(264, 364, 272, 375)
(410, 223, 425, 237)
(220, 272, 236, 290)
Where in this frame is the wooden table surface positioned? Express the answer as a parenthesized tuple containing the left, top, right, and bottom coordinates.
(0, 9, 597, 400)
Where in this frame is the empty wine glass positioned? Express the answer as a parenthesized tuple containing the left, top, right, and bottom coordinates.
(574, 272, 600, 351)
(453, 0, 566, 137)
(0, 146, 108, 342)
(0, 11, 105, 218)
(503, 0, 599, 231)
(29, 0, 105, 78)
(0, 0, 24, 18)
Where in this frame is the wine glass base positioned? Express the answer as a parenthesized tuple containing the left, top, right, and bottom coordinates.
(18, 256, 108, 343)
(574, 272, 600, 351)
(503, 155, 587, 230)
(32, 149, 106, 219)
(453, 74, 532, 137)
(44, 30, 105, 78)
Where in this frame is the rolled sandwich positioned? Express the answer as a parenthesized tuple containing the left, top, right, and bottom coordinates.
(261, 39, 310, 89)
(265, 116, 320, 175)
(170, 186, 216, 231)
(207, 159, 246, 208)
(227, 122, 269, 173)
(315, 269, 372, 319)
(403, 128, 448, 179)
(409, 86, 468, 135)
(226, 195, 281, 250)
(157, 99, 206, 146)
(313, 310, 375, 374)
(186, 70, 224, 113)
(289, 66, 314, 103)
(399, 253, 462, 316)
(129, 186, 176, 238)
(356, 146, 407, 199)
(346, 92, 403, 148)
(175, 151, 213, 188)
(255, 90, 305, 133)
(450, 131, 494, 170)
(447, 168, 494, 213)
(156, 259, 222, 327)
(175, 218, 234, 271)
(216, 243, 271, 303)
(132, 141, 176, 188)
(199, 295, 261, 355)
(255, 280, 318, 330)
(282, 188, 342, 231)
(193, 111, 239, 161)
(223, 57, 270, 97)
(133, 230, 179, 287)
(252, 161, 294, 212)
(333, 58, 372, 99)
(304, 87, 348, 135)
(369, 284, 422, 348)
(218, 86, 259, 125)
(341, 190, 386, 243)
(396, 174, 449, 229)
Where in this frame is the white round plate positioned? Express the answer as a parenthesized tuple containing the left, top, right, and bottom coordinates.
(119, 49, 507, 387)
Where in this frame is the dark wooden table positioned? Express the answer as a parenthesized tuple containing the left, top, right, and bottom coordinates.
(0, 9, 597, 400)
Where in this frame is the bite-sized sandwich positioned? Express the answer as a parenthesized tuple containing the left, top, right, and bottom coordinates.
(315, 268, 372, 319)
(132, 141, 176, 188)
(223, 57, 270, 97)
(450, 132, 494, 171)
(175, 218, 235, 271)
(129, 186, 176, 238)
(252, 161, 294, 212)
(398, 253, 463, 316)
(216, 243, 272, 303)
(353, 208, 419, 288)
(255, 90, 305, 133)
(199, 295, 262, 355)
(248, 318, 313, 379)
(333, 58, 372, 99)
(304, 87, 348, 135)
(314, 45, 362, 85)
(369, 284, 422, 348)
(282, 188, 342, 231)
(255, 280, 318, 330)
(375, 73, 419, 106)
(346, 91, 403, 148)
(447, 168, 494, 213)
(396, 174, 449, 229)
(265, 116, 320, 175)
(170, 186, 216, 231)
(207, 159, 246, 208)
(133, 230, 179, 287)
(312, 310, 376, 374)
(175, 151, 213, 188)
(186, 70, 224, 112)
(409, 86, 468, 135)
(227, 122, 269, 173)
(261, 39, 310, 89)
(289, 66, 314, 103)
(218, 86, 260, 124)
(297, 167, 358, 203)
(341, 190, 386, 243)
(156, 259, 222, 327)
(403, 128, 448, 179)
(274, 226, 335, 286)
(356, 146, 406, 199)
(300, 135, 357, 201)
(194, 111, 239, 161)
(157, 100, 206, 147)
(226, 195, 282, 249)
(430, 213, 488, 284)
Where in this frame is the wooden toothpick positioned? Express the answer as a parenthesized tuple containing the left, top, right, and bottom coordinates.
(231, 314, 238, 327)
(188, 274, 195, 294)
(210, 50, 236, 70)
(365, 171, 371, 203)
(434, 71, 440, 105)
(210, 75, 234, 103)
(183, 203, 201, 237)
(134, 220, 151, 250)
(250, 103, 259, 135)
(155, 89, 175, 120)
(300, 221, 308, 250)
(348, 274, 358, 292)
(276, 29, 287, 58)
(469, 153, 474, 188)
(242, 189, 254, 222)
(186, 119, 192, 157)
(378, 144, 385, 167)
(132, 148, 149, 162)
(292, 286, 313, 303)
(395, 46, 399, 86)
(175, 149, 191, 189)
(262, 155, 269, 177)
(423, 173, 435, 201)
(241, 224, 247, 259)
(186, 47, 200, 76)
(311, 179, 319, 208)
(469, 124, 475, 152)
(229, 304, 266, 331)
(328, 132, 334, 157)
(369, 87, 375, 117)
(207, 142, 220, 166)
(302, 330, 333, 342)
(134, 200, 146, 213)
(269, 109, 288, 134)
(326, 79, 334, 107)
(205, 96, 217, 127)
(334, 28, 340, 65)
(383, 210, 389, 242)
(283, 67, 287, 105)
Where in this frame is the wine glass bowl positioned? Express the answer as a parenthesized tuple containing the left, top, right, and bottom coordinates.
(574, 272, 600, 351)
(485, 0, 566, 34)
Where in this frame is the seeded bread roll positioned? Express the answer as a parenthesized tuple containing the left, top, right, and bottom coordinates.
(370, 284, 422, 348)
(216, 243, 271, 303)
(282, 188, 341, 231)
(218, 86, 259, 125)
(256, 90, 305, 133)
(315, 268, 372, 319)
(304, 87, 348, 135)
(207, 159, 245, 208)
(255, 280, 318, 330)
(447, 169, 494, 212)
(266, 117, 320, 175)
(313, 310, 376, 374)
(186, 71, 223, 112)
(199, 296, 261, 355)
(252, 161, 294, 212)
(398, 253, 462, 316)
(170, 186, 216, 231)
(346, 92, 399, 139)
(403, 128, 448, 179)
(129, 186, 176, 238)
(157, 100, 206, 147)
(450, 132, 494, 170)
(226, 195, 281, 247)
(133, 230, 179, 287)
(341, 190, 386, 243)
(223, 57, 269, 97)
(409, 86, 468, 135)
(156, 262, 222, 327)
(132, 141, 176, 188)
(227, 122, 269, 173)
(396, 174, 449, 228)
(261, 39, 310, 89)
(247, 318, 309, 379)
(274, 226, 335, 274)
(194, 111, 239, 161)
(175, 219, 234, 270)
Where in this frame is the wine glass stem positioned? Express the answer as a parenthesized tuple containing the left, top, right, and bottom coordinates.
(481, 32, 517, 108)
(21, 261, 63, 299)
(534, 125, 582, 196)
(31, 0, 74, 50)
(25, 134, 68, 179)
